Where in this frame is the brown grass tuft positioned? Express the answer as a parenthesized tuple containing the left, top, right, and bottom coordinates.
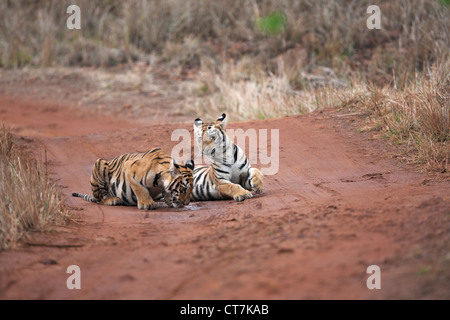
(0, 127, 68, 250)
(313, 59, 449, 171)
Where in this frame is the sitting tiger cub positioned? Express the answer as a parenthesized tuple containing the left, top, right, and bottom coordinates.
(191, 113, 263, 202)
(72, 148, 194, 209)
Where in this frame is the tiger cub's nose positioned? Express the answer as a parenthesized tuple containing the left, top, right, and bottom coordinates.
(207, 129, 216, 140)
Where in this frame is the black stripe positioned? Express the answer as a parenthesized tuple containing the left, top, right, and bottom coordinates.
(130, 159, 139, 167)
(194, 168, 207, 185)
(201, 173, 212, 200)
(198, 183, 206, 200)
(153, 172, 161, 187)
(194, 167, 205, 173)
(239, 157, 248, 169)
(121, 182, 127, 197)
(167, 178, 180, 191)
(233, 145, 238, 163)
(215, 168, 229, 174)
(122, 195, 132, 206)
(205, 182, 213, 199)
(146, 148, 160, 155)
(131, 190, 137, 204)
(109, 160, 119, 172)
(121, 182, 132, 206)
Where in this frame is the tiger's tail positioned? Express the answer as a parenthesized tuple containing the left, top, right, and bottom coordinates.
(72, 192, 100, 203)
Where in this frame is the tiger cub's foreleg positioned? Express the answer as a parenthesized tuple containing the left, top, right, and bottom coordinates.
(217, 181, 253, 202)
(91, 158, 122, 206)
(246, 167, 263, 194)
(124, 159, 156, 210)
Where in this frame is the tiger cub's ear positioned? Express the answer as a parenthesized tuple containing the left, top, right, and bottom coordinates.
(216, 113, 227, 129)
(194, 118, 203, 129)
(193, 118, 203, 148)
(170, 158, 181, 177)
(186, 160, 194, 170)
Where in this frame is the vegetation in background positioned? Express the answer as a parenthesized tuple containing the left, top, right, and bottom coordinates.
(0, 0, 448, 83)
(192, 56, 449, 171)
(0, 128, 68, 249)
(256, 11, 287, 35)
(314, 59, 449, 171)
(0, 0, 448, 170)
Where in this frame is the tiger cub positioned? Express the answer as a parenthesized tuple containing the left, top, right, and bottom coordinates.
(191, 113, 263, 202)
(72, 148, 194, 209)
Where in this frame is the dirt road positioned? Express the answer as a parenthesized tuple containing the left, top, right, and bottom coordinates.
(0, 95, 448, 299)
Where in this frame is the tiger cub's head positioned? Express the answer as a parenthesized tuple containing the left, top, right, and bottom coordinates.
(193, 113, 227, 159)
(164, 159, 194, 208)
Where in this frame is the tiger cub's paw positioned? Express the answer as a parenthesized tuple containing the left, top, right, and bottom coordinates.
(233, 190, 253, 202)
(249, 168, 263, 194)
(138, 200, 156, 210)
(102, 197, 123, 206)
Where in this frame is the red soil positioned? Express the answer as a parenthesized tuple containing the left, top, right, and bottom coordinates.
(0, 96, 448, 299)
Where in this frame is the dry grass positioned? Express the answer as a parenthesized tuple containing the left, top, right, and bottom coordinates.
(191, 58, 312, 121)
(0, 0, 448, 83)
(192, 56, 449, 170)
(311, 58, 450, 171)
(191, 53, 358, 121)
(0, 127, 68, 250)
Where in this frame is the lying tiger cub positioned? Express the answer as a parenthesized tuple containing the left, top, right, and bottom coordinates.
(72, 148, 194, 209)
(191, 113, 263, 202)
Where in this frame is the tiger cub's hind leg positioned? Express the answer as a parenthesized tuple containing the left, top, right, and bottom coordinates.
(101, 197, 123, 206)
(91, 158, 123, 206)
